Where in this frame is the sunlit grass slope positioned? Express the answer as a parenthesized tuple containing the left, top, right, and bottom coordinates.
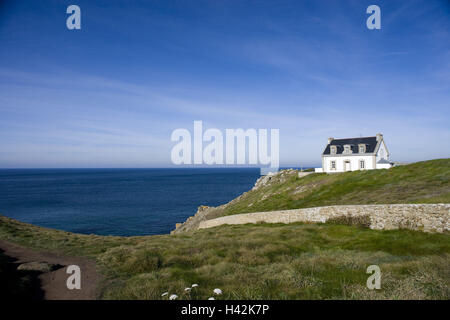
(204, 159, 450, 220)
(1, 215, 449, 300)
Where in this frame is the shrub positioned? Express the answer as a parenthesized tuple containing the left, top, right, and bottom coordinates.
(326, 215, 371, 228)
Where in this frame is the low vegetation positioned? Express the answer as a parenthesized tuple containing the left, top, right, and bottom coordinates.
(0, 215, 449, 299)
(1, 159, 448, 299)
(203, 159, 450, 220)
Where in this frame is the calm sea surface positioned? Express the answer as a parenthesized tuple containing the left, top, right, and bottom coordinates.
(0, 168, 260, 236)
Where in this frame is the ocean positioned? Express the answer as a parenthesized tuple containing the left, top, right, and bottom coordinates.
(0, 168, 261, 236)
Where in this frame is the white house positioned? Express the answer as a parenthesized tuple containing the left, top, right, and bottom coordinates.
(314, 134, 393, 173)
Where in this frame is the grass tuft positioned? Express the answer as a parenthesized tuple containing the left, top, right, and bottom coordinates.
(1, 215, 448, 300)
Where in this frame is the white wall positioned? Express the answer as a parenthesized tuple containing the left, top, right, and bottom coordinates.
(323, 155, 375, 173)
(376, 163, 392, 169)
(376, 140, 389, 162)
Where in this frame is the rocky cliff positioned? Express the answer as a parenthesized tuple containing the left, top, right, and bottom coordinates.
(171, 159, 450, 234)
(171, 169, 301, 234)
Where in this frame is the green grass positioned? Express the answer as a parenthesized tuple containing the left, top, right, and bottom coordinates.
(0, 215, 449, 300)
(1, 159, 448, 300)
(204, 159, 450, 219)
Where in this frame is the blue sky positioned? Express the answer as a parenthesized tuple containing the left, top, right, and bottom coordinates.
(0, 0, 449, 168)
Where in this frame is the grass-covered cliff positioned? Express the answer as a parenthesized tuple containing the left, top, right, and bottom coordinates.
(174, 159, 450, 232)
(0, 158, 449, 300)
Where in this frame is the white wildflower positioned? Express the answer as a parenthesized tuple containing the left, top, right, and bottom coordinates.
(169, 294, 178, 300)
(208, 297, 215, 300)
(184, 287, 191, 292)
(161, 292, 168, 297)
(213, 288, 222, 295)
(191, 284, 198, 288)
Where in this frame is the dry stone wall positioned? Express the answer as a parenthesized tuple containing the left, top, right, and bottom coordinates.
(198, 204, 449, 233)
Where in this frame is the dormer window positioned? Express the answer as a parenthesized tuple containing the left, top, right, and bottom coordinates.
(358, 144, 366, 153)
(330, 145, 337, 155)
(343, 145, 352, 154)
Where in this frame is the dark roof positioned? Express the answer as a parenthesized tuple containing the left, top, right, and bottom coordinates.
(323, 136, 378, 155)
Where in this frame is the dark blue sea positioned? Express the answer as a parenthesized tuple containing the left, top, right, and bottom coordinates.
(0, 168, 260, 236)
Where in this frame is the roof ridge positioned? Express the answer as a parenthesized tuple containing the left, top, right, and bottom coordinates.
(331, 136, 376, 141)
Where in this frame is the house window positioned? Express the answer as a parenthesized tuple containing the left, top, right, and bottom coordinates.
(330, 146, 337, 154)
(360, 160, 365, 169)
(331, 161, 336, 170)
(359, 145, 365, 153)
(344, 145, 350, 154)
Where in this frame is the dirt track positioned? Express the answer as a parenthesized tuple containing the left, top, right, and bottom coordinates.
(0, 239, 101, 300)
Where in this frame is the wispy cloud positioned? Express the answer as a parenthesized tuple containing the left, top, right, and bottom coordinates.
(0, 0, 449, 167)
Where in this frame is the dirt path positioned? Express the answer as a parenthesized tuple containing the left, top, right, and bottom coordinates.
(0, 239, 102, 300)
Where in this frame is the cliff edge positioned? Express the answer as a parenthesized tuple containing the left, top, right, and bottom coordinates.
(171, 159, 450, 234)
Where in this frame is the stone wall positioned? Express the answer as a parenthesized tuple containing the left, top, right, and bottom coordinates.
(198, 204, 450, 233)
(298, 172, 314, 178)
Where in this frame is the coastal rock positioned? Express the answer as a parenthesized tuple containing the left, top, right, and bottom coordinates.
(197, 205, 210, 212)
(252, 169, 299, 190)
(252, 175, 273, 190)
(17, 261, 58, 272)
(171, 205, 215, 234)
(171, 169, 298, 234)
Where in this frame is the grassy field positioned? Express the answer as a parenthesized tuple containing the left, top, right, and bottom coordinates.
(0, 215, 449, 300)
(203, 159, 450, 220)
(1, 159, 448, 300)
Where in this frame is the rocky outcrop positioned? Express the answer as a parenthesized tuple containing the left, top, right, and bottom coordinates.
(171, 205, 213, 234)
(171, 169, 299, 234)
(252, 168, 299, 190)
(198, 204, 450, 233)
(17, 261, 58, 272)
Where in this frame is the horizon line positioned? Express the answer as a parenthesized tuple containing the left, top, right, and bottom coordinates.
(0, 166, 319, 170)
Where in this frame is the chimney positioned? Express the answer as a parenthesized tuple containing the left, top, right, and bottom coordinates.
(376, 133, 383, 141)
(327, 137, 334, 144)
